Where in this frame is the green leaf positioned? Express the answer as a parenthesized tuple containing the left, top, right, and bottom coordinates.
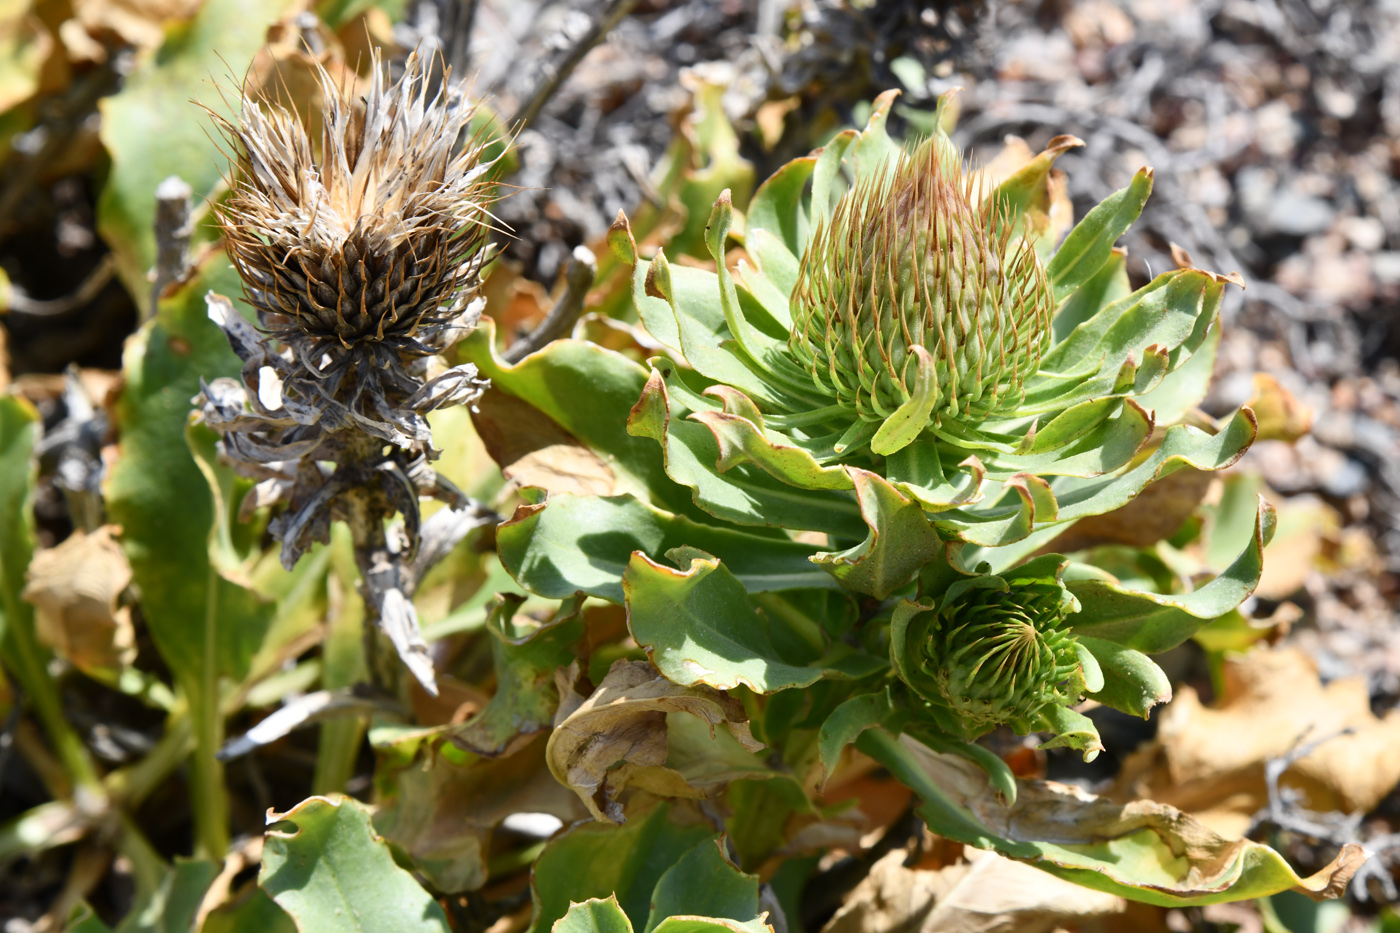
(856, 729, 1361, 907)
(0, 393, 100, 792)
(817, 688, 895, 783)
(644, 838, 760, 933)
(1047, 168, 1154, 304)
(556, 898, 636, 933)
(624, 550, 837, 693)
(813, 469, 945, 598)
(1077, 637, 1172, 719)
(497, 490, 839, 604)
(458, 320, 698, 519)
(1067, 497, 1276, 652)
(260, 795, 451, 933)
(96, 0, 301, 298)
(114, 859, 219, 933)
(746, 156, 815, 271)
(446, 595, 585, 756)
(201, 887, 296, 933)
(627, 368, 866, 537)
(530, 804, 714, 933)
(1052, 247, 1131, 343)
(1035, 705, 1104, 762)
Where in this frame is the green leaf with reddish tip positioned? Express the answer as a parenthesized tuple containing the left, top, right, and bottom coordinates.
(1037, 705, 1104, 762)
(813, 469, 945, 598)
(1078, 637, 1172, 719)
(643, 838, 760, 933)
(984, 135, 1084, 252)
(688, 410, 854, 490)
(556, 898, 635, 933)
(496, 491, 837, 604)
(933, 474, 1055, 548)
(1066, 497, 1276, 653)
(1134, 323, 1221, 426)
(846, 89, 904, 183)
(1048, 168, 1154, 305)
(809, 129, 858, 228)
(625, 550, 863, 693)
(260, 796, 451, 933)
(628, 368, 866, 537)
(939, 400, 1153, 481)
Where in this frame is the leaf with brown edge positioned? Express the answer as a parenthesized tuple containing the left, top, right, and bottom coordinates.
(857, 728, 1365, 907)
(546, 659, 763, 824)
(472, 387, 622, 497)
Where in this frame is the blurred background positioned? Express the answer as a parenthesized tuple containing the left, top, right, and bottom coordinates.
(2, 0, 1399, 930)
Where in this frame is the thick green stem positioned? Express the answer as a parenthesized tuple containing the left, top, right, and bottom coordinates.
(2, 624, 100, 795)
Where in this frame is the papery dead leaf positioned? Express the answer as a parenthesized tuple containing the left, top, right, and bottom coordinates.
(472, 387, 621, 496)
(374, 734, 588, 894)
(0, 4, 52, 112)
(823, 848, 1125, 933)
(546, 659, 763, 824)
(1247, 373, 1312, 443)
(22, 525, 135, 674)
(71, 0, 201, 51)
(1115, 647, 1400, 828)
(896, 734, 1364, 903)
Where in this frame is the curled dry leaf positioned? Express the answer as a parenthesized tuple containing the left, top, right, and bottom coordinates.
(1041, 466, 1212, 552)
(1115, 646, 1400, 831)
(1246, 373, 1313, 443)
(823, 847, 1124, 933)
(546, 659, 763, 823)
(22, 525, 135, 674)
(895, 734, 1364, 904)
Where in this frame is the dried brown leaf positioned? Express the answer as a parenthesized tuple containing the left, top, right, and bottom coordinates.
(1247, 373, 1313, 443)
(1115, 647, 1400, 825)
(22, 525, 134, 674)
(471, 387, 621, 496)
(546, 659, 762, 824)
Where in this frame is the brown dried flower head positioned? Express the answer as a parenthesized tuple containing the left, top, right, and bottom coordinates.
(213, 48, 498, 369)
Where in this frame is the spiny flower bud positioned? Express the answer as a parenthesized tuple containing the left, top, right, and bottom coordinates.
(789, 139, 1053, 454)
(900, 579, 1081, 737)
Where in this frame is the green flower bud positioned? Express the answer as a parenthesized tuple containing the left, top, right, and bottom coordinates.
(893, 575, 1082, 738)
(789, 139, 1053, 444)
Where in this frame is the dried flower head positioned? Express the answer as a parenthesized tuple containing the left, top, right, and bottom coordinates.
(212, 48, 498, 415)
(789, 138, 1053, 455)
(195, 49, 502, 692)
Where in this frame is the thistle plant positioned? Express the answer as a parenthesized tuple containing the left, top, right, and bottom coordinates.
(195, 50, 499, 692)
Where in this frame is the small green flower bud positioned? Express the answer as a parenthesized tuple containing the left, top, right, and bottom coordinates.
(789, 139, 1053, 448)
(896, 577, 1082, 737)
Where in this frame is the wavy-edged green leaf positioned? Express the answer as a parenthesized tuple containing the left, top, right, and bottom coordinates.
(1047, 168, 1154, 304)
(813, 469, 945, 598)
(857, 729, 1361, 907)
(1035, 705, 1104, 761)
(817, 688, 895, 783)
(744, 156, 815, 281)
(458, 318, 703, 518)
(260, 795, 451, 933)
(530, 804, 714, 933)
(497, 490, 838, 604)
(1052, 247, 1131, 343)
(97, 0, 300, 298)
(1066, 497, 1276, 653)
(624, 549, 875, 693)
(644, 838, 760, 933)
(627, 368, 865, 537)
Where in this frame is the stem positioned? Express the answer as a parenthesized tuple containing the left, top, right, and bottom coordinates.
(1, 622, 101, 794)
(314, 526, 369, 795)
(189, 565, 229, 860)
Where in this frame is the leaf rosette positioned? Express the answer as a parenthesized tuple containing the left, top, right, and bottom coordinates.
(613, 89, 1254, 595)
